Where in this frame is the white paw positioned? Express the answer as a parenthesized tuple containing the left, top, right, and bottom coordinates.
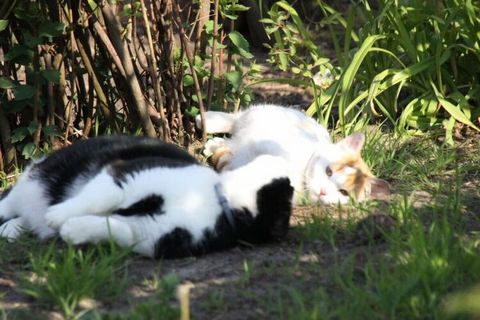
(0, 218, 24, 241)
(203, 137, 227, 157)
(59, 218, 91, 244)
(45, 206, 72, 229)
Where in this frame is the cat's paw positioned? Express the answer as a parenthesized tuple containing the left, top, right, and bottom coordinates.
(0, 218, 24, 241)
(45, 206, 72, 229)
(203, 137, 227, 157)
(59, 217, 93, 244)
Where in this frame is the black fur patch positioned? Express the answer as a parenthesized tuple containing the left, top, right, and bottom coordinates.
(154, 228, 196, 258)
(241, 177, 294, 243)
(31, 135, 198, 204)
(153, 178, 293, 259)
(153, 212, 243, 259)
(107, 157, 197, 187)
(114, 194, 164, 217)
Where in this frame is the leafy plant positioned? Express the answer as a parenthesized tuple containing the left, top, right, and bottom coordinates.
(0, 0, 259, 169)
(262, 0, 480, 140)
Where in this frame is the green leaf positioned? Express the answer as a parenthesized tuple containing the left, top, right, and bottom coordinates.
(27, 121, 39, 135)
(183, 74, 194, 87)
(3, 99, 31, 113)
(14, 85, 35, 100)
(225, 71, 242, 91)
(228, 4, 250, 12)
(4, 45, 34, 65)
(443, 116, 455, 146)
(338, 35, 384, 132)
(11, 127, 29, 143)
(39, 22, 64, 38)
(40, 69, 60, 84)
(437, 96, 480, 131)
(228, 31, 254, 59)
(0, 20, 8, 32)
(22, 143, 37, 160)
(205, 20, 214, 34)
(0, 77, 15, 89)
(184, 106, 199, 118)
(42, 125, 62, 137)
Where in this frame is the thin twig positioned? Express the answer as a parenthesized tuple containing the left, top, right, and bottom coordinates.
(172, 1, 207, 143)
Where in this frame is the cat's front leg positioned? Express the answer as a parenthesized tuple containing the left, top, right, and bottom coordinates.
(0, 217, 25, 240)
(60, 215, 141, 254)
(45, 171, 124, 229)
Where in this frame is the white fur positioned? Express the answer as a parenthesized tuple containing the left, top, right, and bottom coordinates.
(199, 104, 354, 205)
(0, 164, 55, 239)
(220, 155, 289, 214)
(196, 111, 237, 134)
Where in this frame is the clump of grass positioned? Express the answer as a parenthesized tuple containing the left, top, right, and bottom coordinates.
(98, 273, 180, 320)
(20, 242, 130, 318)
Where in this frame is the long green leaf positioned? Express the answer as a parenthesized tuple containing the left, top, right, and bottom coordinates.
(338, 34, 384, 132)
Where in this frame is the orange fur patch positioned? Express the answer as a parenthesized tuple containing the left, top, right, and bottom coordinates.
(210, 147, 232, 171)
(331, 154, 374, 200)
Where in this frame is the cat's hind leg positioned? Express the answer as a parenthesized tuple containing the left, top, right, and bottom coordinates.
(59, 215, 146, 255)
(45, 170, 124, 229)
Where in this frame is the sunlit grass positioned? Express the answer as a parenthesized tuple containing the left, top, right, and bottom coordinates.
(20, 243, 130, 318)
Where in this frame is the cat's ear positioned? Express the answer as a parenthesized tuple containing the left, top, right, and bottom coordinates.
(369, 178, 391, 199)
(337, 132, 365, 154)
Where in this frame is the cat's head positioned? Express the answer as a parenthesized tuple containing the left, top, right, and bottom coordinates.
(304, 132, 390, 204)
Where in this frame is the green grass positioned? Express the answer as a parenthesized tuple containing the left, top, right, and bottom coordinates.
(20, 242, 130, 318)
(259, 133, 480, 319)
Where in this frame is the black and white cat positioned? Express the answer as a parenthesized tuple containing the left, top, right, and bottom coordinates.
(0, 136, 293, 258)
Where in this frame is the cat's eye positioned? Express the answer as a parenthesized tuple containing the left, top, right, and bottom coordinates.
(325, 166, 332, 177)
(339, 189, 349, 196)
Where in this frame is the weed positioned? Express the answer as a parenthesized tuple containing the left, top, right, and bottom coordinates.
(20, 243, 130, 318)
(97, 273, 180, 320)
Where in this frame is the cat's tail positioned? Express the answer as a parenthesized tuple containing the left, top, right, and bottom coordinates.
(195, 111, 238, 134)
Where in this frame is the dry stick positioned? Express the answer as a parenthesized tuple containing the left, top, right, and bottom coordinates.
(82, 5, 127, 79)
(43, 53, 55, 127)
(0, 107, 15, 173)
(100, 3, 156, 138)
(158, 2, 183, 141)
(140, 0, 169, 141)
(54, 53, 67, 131)
(0, 0, 16, 20)
(43, 52, 55, 145)
(172, 1, 207, 143)
(75, 36, 119, 132)
(32, 48, 42, 148)
(160, 2, 184, 143)
(226, 20, 235, 111)
(206, 0, 219, 111)
(194, 0, 211, 54)
(132, 18, 149, 72)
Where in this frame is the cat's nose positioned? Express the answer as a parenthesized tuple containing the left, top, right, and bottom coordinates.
(319, 188, 327, 196)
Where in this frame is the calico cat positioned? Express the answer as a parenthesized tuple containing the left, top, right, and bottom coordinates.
(196, 104, 390, 205)
(0, 135, 293, 258)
